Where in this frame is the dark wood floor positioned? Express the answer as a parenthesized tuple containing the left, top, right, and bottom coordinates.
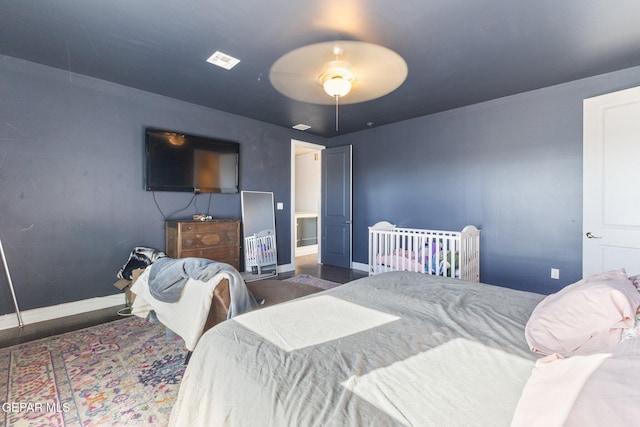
(278, 253, 368, 284)
(0, 254, 367, 348)
(0, 306, 125, 348)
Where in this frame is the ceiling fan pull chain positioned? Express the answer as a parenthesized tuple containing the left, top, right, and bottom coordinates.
(335, 94, 339, 131)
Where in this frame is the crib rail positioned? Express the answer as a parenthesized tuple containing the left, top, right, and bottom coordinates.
(459, 225, 480, 282)
(368, 224, 480, 282)
(244, 230, 277, 274)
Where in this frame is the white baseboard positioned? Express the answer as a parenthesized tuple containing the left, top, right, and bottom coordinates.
(277, 263, 294, 273)
(295, 245, 318, 257)
(0, 260, 366, 331)
(0, 294, 124, 330)
(352, 261, 369, 272)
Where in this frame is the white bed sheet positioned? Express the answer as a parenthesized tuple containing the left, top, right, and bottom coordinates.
(131, 267, 228, 351)
(234, 295, 400, 351)
(342, 338, 533, 426)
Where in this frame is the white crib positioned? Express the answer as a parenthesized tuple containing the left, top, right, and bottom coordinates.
(368, 222, 480, 282)
(244, 229, 277, 274)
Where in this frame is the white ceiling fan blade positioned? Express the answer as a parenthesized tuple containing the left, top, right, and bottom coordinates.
(269, 41, 407, 105)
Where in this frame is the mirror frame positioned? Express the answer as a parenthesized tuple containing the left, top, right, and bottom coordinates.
(241, 191, 277, 281)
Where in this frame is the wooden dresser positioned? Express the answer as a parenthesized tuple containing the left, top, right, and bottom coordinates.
(165, 219, 241, 270)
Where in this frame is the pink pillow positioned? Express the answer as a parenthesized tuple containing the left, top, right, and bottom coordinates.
(525, 269, 640, 356)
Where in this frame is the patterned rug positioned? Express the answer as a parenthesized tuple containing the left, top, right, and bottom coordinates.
(284, 274, 342, 290)
(0, 316, 186, 426)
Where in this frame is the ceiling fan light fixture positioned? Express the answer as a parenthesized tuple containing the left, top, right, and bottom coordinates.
(318, 60, 355, 98)
(317, 60, 357, 131)
(323, 76, 352, 97)
(269, 40, 407, 132)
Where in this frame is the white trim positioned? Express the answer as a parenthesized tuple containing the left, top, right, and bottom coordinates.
(244, 263, 294, 275)
(348, 145, 353, 269)
(295, 245, 318, 257)
(291, 139, 325, 271)
(277, 263, 295, 273)
(0, 294, 123, 330)
(352, 261, 368, 273)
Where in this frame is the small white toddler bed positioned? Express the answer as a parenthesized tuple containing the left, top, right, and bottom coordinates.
(368, 222, 480, 282)
(169, 269, 640, 427)
(244, 229, 277, 274)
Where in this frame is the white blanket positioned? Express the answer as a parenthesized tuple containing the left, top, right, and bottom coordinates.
(131, 267, 229, 351)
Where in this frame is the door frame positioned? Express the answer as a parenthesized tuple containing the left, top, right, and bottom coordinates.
(290, 139, 325, 271)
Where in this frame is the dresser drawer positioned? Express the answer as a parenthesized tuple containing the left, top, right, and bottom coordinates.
(166, 219, 241, 271)
(180, 247, 240, 268)
(178, 221, 238, 235)
(180, 229, 237, 250)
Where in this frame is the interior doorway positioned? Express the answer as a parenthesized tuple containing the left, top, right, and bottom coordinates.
(290, 140, 324, 271)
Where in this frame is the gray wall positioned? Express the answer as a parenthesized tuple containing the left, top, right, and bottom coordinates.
(0, 55, 325, 315)
(330, 66, 640, 295)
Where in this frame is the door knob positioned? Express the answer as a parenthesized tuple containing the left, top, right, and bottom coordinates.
(585, 232, 602, 239)
(345, 220, 352, 224)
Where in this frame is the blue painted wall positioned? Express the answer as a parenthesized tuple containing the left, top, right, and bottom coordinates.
(0, 55, 325, 315)
(2, 52, 640, 315)
(330, 66, 640, 294)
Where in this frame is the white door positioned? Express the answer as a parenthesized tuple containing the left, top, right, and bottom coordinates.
(583, 85, 640, 277)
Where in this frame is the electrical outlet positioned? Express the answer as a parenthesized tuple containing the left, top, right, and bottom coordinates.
(551, 268, 560, 279)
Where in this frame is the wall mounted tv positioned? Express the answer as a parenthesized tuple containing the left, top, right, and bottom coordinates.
(145, 128, 240, 193)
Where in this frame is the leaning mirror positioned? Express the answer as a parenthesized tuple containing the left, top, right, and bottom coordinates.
(241, 191, 277, 282)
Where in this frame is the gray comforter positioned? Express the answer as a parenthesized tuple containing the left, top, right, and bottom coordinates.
(170, 271, 545, 427)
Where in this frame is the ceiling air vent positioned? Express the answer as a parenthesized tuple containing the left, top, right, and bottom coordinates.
(206, 51, 240, 70)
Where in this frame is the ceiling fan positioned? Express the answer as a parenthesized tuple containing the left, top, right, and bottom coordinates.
(269, 41, 408, 130)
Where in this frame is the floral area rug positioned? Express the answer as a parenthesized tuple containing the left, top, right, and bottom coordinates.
(284, 274, 341, 290)
(0, 316, 187, 426)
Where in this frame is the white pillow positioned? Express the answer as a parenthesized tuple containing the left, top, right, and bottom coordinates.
(525, 269, 640, 356)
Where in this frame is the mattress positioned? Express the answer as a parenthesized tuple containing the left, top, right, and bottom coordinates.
(169, 271, 545, 426)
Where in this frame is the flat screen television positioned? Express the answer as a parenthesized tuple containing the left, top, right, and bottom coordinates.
(145, 128, 240, 193)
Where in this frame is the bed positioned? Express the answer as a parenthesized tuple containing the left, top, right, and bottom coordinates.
(170, 269, 640, 426)
(368, 222, 480, 282)
(169, 271, 543, 426)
